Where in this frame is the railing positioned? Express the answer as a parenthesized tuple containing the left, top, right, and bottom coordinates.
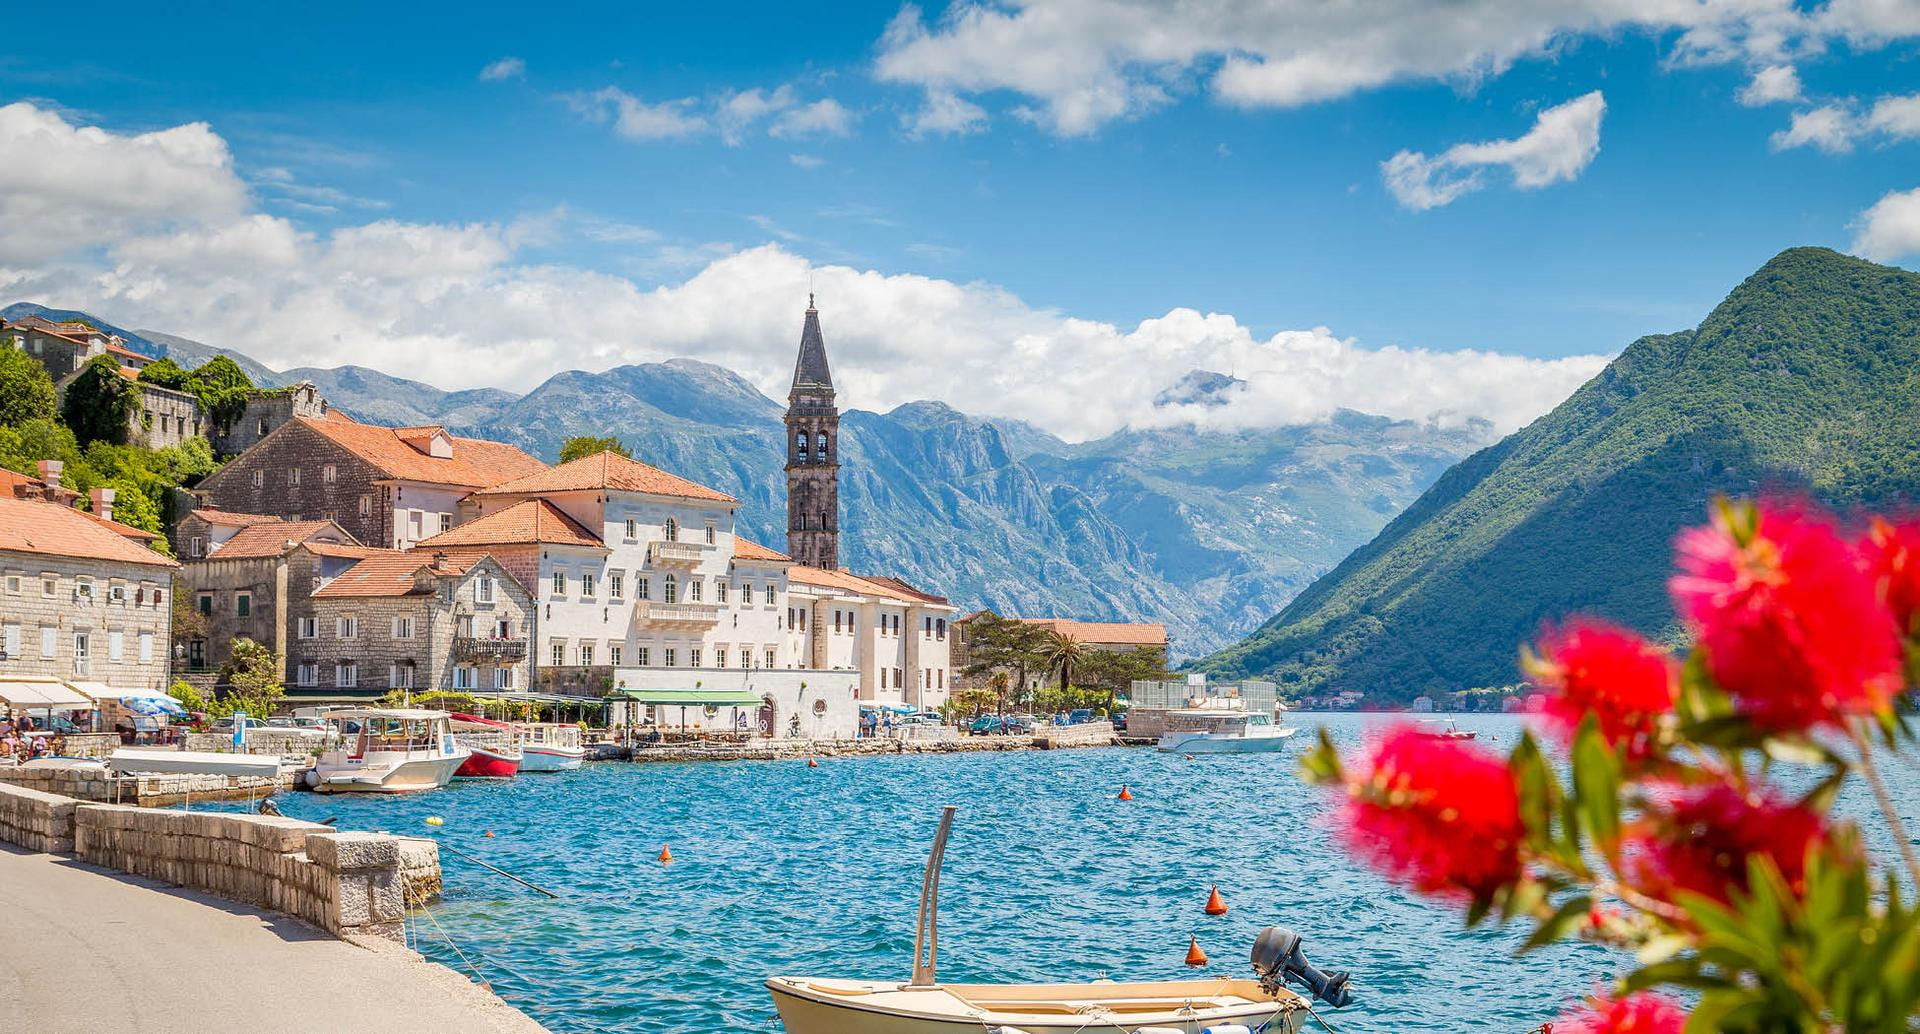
(453, 636, 529, 661)
(632, 600, 721, 626)
(648, 541, 712, 566)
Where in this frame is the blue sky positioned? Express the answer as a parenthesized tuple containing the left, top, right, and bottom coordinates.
(2, 2, 1917, 439)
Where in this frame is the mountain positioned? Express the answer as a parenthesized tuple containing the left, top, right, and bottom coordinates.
(1199, 247, 1920, 700)
(10, 307, 1494, 658)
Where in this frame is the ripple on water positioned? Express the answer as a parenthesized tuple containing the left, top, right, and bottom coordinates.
(221, 714, 1920, 1034)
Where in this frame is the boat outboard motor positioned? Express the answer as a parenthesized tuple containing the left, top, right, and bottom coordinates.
(1250, 926, 1353, 1008)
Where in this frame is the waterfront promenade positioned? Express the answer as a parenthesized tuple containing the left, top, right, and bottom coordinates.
(0, 844, 550, 1034)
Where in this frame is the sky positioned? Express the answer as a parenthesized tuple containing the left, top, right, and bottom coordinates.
(1, 1, 1917, 441)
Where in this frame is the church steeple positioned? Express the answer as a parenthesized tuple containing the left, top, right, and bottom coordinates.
(785, 296, 840, 570)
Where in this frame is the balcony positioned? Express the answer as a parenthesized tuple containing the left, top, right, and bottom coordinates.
(632, 600, 721, 628)
(453, 636, 529, 662)
(648, 541, 712, 567)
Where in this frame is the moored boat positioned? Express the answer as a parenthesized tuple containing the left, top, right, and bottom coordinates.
(448, 713, 523, 778)
(304, 708, 469, 793)
(1413, 718, 1476, 740)
(1155, 708, 1297, 754)
(518, 722, 586, 772)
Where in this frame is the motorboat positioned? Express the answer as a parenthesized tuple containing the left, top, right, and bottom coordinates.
(1413, 718, 1476, 741)
(1155, 709, 1297, 754)
(518, 722, 586, 772)
(448, 713, 523, 778)
(303, 708, 469, 793)
(768, 808, 1354, 1034)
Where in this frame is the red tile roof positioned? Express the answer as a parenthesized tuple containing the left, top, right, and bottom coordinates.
(418, 499, 602, 549)
(207, 520, 349, 560)
(732, 537, 790, 563)
(1011, 617, 1168, 646)
(188, 509, 284, 528)
(313, 550, 490, 598)
(0, 496, 177, 568)
(80, 510, 160, 542)
(294, 417, 547, 489)
(788, 565, 950, 606)
(302, 541, 390, 560)
(471, 450, 737, 504)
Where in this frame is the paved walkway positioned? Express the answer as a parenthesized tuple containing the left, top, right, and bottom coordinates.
(0, 844, 551, 1034)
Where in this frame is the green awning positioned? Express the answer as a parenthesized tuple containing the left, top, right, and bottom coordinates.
(604, 688, 765, 707)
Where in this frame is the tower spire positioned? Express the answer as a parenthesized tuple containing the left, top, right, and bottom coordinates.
(785, 297, 840, 570)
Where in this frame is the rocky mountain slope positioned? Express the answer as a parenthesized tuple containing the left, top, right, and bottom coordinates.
(1199, 248, 1920, 698)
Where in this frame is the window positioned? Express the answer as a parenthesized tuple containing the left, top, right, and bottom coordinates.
(689, 579, 702, 603)
(456, 614, 474, 638)
(297, 617, 317, 639)
(494, 618, 512, 638)
(664, 647, 677, 667)
(188, 536, 205, 558)
(551, 641, 565, 666)
(705, 522, 716, 544)
(138, 632, 153, 663)
(358, 494, 372, 517)
(107, 630, 123, 661)
(610, 645, 623, 666)
(476, 576, 495, 604)
(740, 650, 751, 669)
(816, 432, 829, 459)
(197, 593, 213, 616)
(389, 664, 413, 689)
(739, 582, 752, 606)
(715, 648, 727, 669)
(336, 616, 358, 639)
(440, 513, 453, 533)
(664, 574, 678, 604)
(636, 646, 650, 666)
(297, 663, 318, 687)
(39, 626, 55, 658)
(579, 642, 594, 666)
(495, 668, 515, 689)
(288, 467, 301, 486)
(937, 669, 944, 689)
(880, 668, 888, 689)
(716, 581, 728, 605)
(798, 609, 806, 631)
(581, 572, 596, 598)
(664, 518, 679, 542)
(323, 464, 337, 483)
(453, 666, 477, 690)
(109, 583, 127, 606)
(765, 648, 777, 669)
(551, 571, 567, 597)
(637, 576, 650, 601)
(895, 667, 904, 688)
(937, 618, 946, 640)
(2, 624, 20, 658)
(336, 662, 358, 688)
(74, 577, 94, 602)
(765, 584, 776, 606)
(234, 592, 251, 618)
(251, 469, 264, 488)
(257, 416, 269, 436)
(796, 431, 809, 461)
(42, 575, 56, 597)
(3, 574, 17, 594)
(689, 648, 702, 667)
(392, 616, 414, 639)
(624, 518, 637, 541)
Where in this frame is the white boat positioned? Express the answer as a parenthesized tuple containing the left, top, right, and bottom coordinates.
(517, 722, 585, 772)
(108, 749, 280, 778)
(303, 708, 469, 794)
(1156, 709, 1298, 753)
(1414, 718, 1476, 741)
(22, 755, 108, 772)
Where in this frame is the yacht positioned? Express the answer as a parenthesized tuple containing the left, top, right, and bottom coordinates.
(518, 722, 586, 772)
(304, 708, 469, 793)
(1156, 708, 1297, 753)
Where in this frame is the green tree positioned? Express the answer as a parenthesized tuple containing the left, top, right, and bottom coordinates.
(167, 679, 213, 716)
(0, 347, 57, 426)
(185, 355, 254, 435)
(135, 357, 193, 391)
(559, 435, 631, 463)
(946, 687, 997, 719)
(1076, 646, 1171, 710)
(1040, 630, 1085, 690)
(214, 637, 285, 718)
(61, 355, 142, 446)
(960, 611, 1052, 710)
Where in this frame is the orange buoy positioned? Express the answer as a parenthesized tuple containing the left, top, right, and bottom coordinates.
(808, 758, 819, 768)
(658, 845, 674, 864)
(1185, 935, 1208, 967)
(1184, 753, 1196, 761)
(1204, 885, 1228, 916)
(1117, 784, 1134, 801)
(484, 830, 496, 838)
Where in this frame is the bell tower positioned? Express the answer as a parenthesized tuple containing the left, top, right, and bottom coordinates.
(785, 295, 839, 569)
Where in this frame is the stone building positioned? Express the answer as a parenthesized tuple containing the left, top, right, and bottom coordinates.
(786, 564, 956, 711)
(211, 382, 330, 456)
(1, 316, 152, 383)
(784, 296, 841, 570)
(192, 416, 547, 549)
(172, 516, 382, 676)
(0, 494, 177, 694)
(301, 550, 533, 703)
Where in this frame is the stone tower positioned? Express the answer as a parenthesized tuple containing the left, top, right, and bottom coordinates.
(785, 295, 840, 569)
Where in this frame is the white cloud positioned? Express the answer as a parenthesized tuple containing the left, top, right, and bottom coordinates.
(1737, 64, 1802, 106)
(789, 153, 826, 169)
(1770, 104, 1860, 152)
(1866, 93, 1920, 139)
(905, 89, 987, 136)
(565, 87, 706, 141)
(479, 57, 526, 82)
(872, 0, 1877, 136)
(771, 98, 855, 139)
(2, 100, 1606, 441)
(1851, 186, 1920, 262)
(1382, 92, 1605, 210)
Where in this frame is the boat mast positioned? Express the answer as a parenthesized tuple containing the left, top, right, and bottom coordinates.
(910, 805, 957, 987)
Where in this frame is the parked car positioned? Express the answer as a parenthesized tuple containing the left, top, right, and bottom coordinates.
(1111, 711, 1128, 732)
(968, 715, 1006, 736)
(21, 714, 86, 736)
(1002, 714, 1038, 734)
(1068, 708, 1094, 725)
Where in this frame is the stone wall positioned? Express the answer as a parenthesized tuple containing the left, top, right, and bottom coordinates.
(182, 729, 326, 758)
(195, 420, 392, 547)
(211, 382, 328, 457)
(0, 764, 296, 804)
(132, 382, 206, 450)
(1032, 721, 1118, 748)
(0, 781, 79, 852)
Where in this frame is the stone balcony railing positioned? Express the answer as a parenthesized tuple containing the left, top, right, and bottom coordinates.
(647, 540, 712, 566)
(632, 600, 721, 628)
(453, 636, 529, 661)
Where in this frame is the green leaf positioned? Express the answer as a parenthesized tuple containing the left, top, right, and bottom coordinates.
(1520, 894, 1591, 954)
(1571, 717, 1622, 854)
(1297, 727, 1344, 785)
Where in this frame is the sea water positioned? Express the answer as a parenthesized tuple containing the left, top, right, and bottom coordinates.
(230, 713, 1920, 1034)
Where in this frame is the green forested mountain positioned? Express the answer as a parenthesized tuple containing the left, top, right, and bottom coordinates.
(1199, 247, 1920, 702)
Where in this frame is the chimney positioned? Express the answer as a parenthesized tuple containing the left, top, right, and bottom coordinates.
(90, 487, 115, 523)
(36, 459, 62, 488)
(431, 551, 449, 570)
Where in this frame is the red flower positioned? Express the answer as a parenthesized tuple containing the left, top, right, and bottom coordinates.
(1865, 517, 1920, 639)
(1342, 724, 1524, 899)
(1625, 783, 1827, 906)
(1553, 992, 1687, 1034)
(1670, 503, 1903, 731)
(1530, 621, 1676, 759)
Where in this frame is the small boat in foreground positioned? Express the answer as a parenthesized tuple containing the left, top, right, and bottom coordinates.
(304, 708, 469, 794)
(1414, 718, 1476, 741)
(448, 713, 523, 778)
(768, 808, 1354, 1034)
(1155, 708, 1297, 754)
(517, 722, 586, 772)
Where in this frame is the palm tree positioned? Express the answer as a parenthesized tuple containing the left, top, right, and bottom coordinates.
(1041, 630, 1085, 691)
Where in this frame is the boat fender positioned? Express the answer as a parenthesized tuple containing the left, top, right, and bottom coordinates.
(303, 768, 319, 789)
(1200, 1026, 1252, 1034)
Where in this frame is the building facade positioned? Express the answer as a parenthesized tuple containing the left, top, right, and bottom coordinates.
(171, 516, 380, 676)
(784, 298, 840, 570)
(0, 495, 177, 692)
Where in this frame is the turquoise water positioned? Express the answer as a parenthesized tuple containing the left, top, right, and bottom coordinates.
(228, 713, 1920, 1034)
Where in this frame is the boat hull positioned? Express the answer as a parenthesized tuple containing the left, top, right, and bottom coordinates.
(455, 744, 521, 778)
(1157, 728, 1299, 753)
(519, 745, 584, 772)
(309, 749, 469, 794)
(767, 977, 1305, 1034)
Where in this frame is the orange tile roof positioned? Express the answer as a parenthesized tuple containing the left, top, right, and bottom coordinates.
(1011, 617, 1168, 646)
(313, 550, 489, 598)
(207, 520, 349, 560)
(188, 509, 284, 528)
(418, 499, 602, 549)
(0, 467, 75, 503)
(788, 565, 951, 606)
(732, 537, 790, 563)
(294, 417, 547, 489)
(80, 510, 160, 542)
(0, 496, 177, 568)
(471, 450, 737, 504)
(105, 343, 148, 362)
(302, 541, 389, 560)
